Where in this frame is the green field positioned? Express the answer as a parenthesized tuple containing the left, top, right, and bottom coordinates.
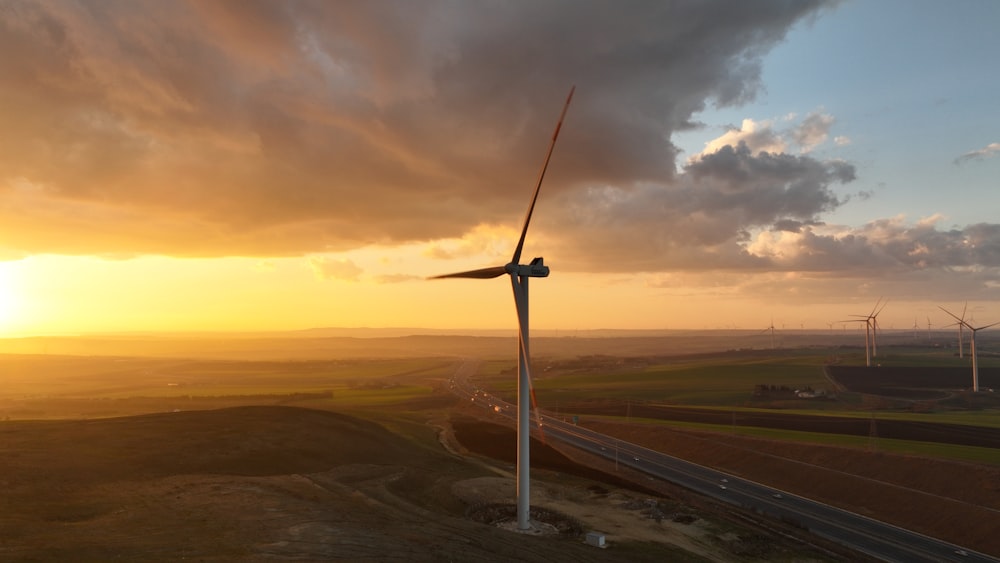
(4, 339, 999, 463)
(583, 414, 1000, 465)
(472, 346, 1000, 465)
(0, 355, 456, 419)
(481, 353, 834, 406)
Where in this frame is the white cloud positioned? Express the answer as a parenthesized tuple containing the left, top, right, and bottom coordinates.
(692, 110, 838, 162)
(254, 260, 276, 272)
(309, 257, 363, 281)
(791, 112, 834, 153)
(422, 224, 516, 261)
(696, 118, 786, 159)
(954, 142, 1000, 165)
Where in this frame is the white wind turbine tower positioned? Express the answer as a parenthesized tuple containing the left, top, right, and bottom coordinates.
(839, 314, 872, 366)
(940, 306, 999, 392)
(842, 298, 885, 367)
(432, 87, 574, 531)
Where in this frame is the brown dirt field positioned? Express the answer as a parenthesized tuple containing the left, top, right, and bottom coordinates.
(828, 365, 1000, 397)
(562, 400, 1000, 448)
(571, 418, 1000, 557)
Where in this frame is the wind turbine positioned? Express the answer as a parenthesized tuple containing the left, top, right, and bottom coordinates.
(940, 306, 999, 392)
(431, 87, 574, 531)
(759, 318, 776, 349)
(842, 298, 885, 367)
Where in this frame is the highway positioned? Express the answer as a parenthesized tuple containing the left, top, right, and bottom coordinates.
(449, 369, 998, 563)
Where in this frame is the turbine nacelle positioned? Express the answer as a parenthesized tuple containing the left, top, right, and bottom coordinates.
(430, 257, 550, 280)
(507, 257, 549, 278)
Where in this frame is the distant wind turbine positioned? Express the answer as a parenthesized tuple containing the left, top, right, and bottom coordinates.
(842, 298, 886, 367)
(940, 306, 999, 392)
(760, 318, 776, 349)
(431, 87, 574, 531)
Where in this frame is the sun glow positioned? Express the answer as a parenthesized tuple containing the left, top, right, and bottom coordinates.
(0, 264, 22, 333)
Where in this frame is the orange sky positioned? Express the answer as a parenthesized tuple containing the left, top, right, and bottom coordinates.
(1, 2, 999, 336)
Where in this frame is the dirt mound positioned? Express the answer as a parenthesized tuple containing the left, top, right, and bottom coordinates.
(466, 503, 585, 535)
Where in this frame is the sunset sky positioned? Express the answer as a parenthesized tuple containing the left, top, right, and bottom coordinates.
(2, 0, 999, 336)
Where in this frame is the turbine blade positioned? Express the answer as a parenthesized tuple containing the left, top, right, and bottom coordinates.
(511, 276, 547, 444)
(528, 375, 546, 445)
(868, 297, 883, 317)
(429, 266, 507, 279)
(874, 300, 888, 317)
(976, 320, 1000, 331)
(511, 86, 575, 265)
(939, 306, 966, 325)
(517, 321, 547, 445)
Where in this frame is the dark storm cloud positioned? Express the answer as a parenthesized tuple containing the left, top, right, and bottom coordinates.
(544, 142, 853, 271)
(13, 0, 997, 287)
(750, 219, 1000, 280)
(0, 0, 834, 259)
